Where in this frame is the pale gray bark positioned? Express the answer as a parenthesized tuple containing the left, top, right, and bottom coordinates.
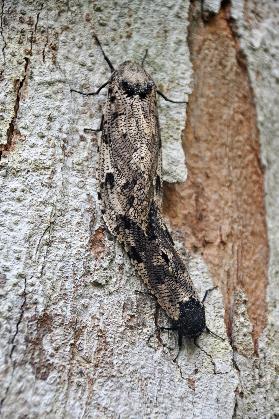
(230, 1, 279, 417)
(0, 1, 278, 418)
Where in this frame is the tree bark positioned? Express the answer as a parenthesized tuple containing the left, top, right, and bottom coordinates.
(0, 1, 278, 418)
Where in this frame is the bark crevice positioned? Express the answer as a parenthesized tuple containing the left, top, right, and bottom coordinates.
(0, 276, 27, 413)
(0, 0, 7, 70)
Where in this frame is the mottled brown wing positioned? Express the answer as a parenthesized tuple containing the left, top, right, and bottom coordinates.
(98, 79, 160, 234)
(116, 203, 198, 320)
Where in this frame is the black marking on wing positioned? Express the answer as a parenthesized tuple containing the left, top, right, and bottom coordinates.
(121, 80, 154, 98)
(112, 111, 119, 120)
(146, 220, 157, 241)
(102, 133, 110, 144)
(105, 173, 115, 188)
(128, 195, 135, 207)
(122, 178, 137, 192)
(161, 251, 170, 265)
(147, 264, 168, 285)
(156, 175, 161, 192)
(121, 215, 131, 230)
(128, 246, 143, 263)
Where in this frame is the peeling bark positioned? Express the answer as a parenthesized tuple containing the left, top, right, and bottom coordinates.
(163, 1, 268, 347)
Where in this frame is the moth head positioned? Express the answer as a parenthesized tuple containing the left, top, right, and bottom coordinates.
(174, 297, 206, 338)
(116, 61, 156, 97)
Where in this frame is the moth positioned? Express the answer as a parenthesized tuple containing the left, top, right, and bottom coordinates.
(72, 34, 210, 345)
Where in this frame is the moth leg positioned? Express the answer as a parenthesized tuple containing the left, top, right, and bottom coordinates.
(158, 325, 183, 360)
(202, 286, 218, 304)
(158, 326, 174, 332)
(146, 301, 175, 348)
(134, 289, 154, 298)
(141, 49, 148, 66)
(157, 90, 187, 104)
(172, 333, 183, 362)
(205, 326, 225, 342)
(70, 80, 110, 96)
(193, 337, 216, 371)
(83, 115, 104, 134)
(201, 286, 225, 341)
(149, 324, 181, 361)
(95, 114, 104, 132)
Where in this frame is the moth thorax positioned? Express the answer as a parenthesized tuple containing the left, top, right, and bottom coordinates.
(175, 298, 206, 338)
(117, 61, 155, 97)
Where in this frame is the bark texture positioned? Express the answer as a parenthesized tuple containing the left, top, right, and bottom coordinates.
(0, 1, 278, 418)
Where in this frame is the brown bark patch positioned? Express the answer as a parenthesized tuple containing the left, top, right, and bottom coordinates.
(0, 58, 29, 160)
(90, 226, 106, 259)
(163, 4, 268, 348)
(27, 312, 54, 380)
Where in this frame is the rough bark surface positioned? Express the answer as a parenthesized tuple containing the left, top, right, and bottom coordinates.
(0, 1, 278, 418)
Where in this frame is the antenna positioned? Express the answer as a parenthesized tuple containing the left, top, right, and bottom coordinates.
(92, 32, 115, 73)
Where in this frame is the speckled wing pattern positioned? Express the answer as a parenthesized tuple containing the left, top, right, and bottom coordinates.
(97, 61, 205, 337)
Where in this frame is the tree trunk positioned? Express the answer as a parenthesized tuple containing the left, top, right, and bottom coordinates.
(0, 1, 278, 418)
